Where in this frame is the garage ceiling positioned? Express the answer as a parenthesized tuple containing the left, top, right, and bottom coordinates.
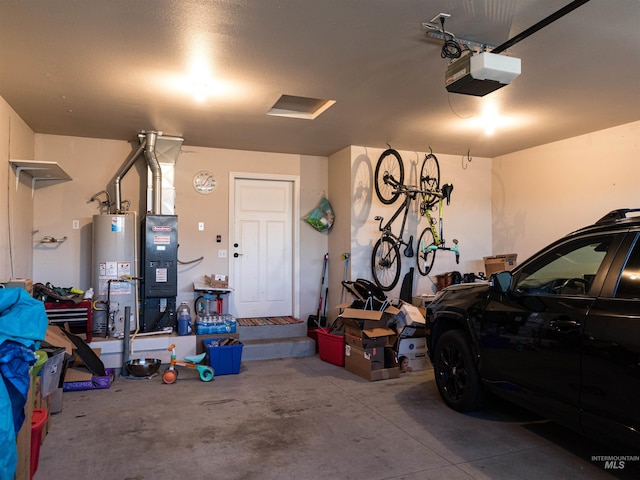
(1, 0, 639, 158)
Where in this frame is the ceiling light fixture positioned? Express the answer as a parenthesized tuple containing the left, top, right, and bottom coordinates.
(186, 56, 214, 102)
(191, 80, 211, 102)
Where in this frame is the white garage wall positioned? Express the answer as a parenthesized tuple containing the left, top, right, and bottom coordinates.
(0, 97, 36, 281)
(492, 120, 640, 261)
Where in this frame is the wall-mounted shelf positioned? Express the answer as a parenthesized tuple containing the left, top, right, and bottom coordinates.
(10, 159, 72, 195)
(39, 236, 68, 244)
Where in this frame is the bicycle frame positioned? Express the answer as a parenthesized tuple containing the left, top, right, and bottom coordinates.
(371, 172, 423, 290)
(416, 183, 460, 276)
(422, 197, 459, 261)
(375, 186, 417, 258)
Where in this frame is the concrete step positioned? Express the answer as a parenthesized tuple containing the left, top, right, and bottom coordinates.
(237, 321, 309, 341)
(89, 323, 318, 369)
(241, 335, 316, 361)
(236, 322, 317, 361)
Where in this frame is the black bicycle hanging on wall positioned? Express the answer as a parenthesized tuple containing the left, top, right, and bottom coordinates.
(371, 147, 460, 290)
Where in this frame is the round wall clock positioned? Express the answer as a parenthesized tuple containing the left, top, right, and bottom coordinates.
(193, 170, 217, 194)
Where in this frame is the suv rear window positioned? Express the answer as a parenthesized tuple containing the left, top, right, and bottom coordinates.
(514, 235, 613, 295)
(615, 236, 640, 299)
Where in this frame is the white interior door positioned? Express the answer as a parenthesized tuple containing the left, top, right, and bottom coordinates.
(229, 176, 295, 318)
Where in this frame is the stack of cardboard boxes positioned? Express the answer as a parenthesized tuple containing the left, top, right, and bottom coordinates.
(341, 306, 400, 381)
(336, 301, 429, 382)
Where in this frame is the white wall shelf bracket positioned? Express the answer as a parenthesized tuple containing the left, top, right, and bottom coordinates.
(10, 160, 72, 196)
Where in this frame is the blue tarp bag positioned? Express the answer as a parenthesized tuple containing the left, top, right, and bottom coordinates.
(0, 288, 48, 480)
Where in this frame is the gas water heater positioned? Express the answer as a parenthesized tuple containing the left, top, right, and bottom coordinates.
(91, 213, 138, 336)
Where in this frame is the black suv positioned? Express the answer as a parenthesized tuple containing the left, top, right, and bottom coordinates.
(425, 209, 640, 452)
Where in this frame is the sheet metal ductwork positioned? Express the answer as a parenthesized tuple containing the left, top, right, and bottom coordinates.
(141, 131, 184, 215)
(109, 130, 184, 214)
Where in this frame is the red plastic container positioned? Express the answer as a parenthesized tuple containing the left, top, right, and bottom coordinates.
(31, 408, 48, 479)
(317, 328, 345, 366)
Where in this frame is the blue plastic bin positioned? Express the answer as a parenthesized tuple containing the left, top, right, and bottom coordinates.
(203, 339, 243, 375)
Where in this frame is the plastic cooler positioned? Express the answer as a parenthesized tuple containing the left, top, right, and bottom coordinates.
(39, 346, 66, 398)
(31, 408, 48, 479)
(203, 339, 243, 375)
(317, 328, 345, 366)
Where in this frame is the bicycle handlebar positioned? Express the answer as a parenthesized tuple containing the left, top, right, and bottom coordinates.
(385, 173, 454, 203)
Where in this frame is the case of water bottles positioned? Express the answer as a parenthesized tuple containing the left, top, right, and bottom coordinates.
(195, 314, 237, 335)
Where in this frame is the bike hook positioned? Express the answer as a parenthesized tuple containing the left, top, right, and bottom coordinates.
(451, 239, 460, 264)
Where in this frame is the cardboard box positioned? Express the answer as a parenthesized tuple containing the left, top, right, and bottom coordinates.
(345, 344, 399, 381)
(343, 319, 395, 348)
(205, 274, 229, 289)
(397, 325, 427, 339)
(393, 303, 425, 330)
(344, 326, 392, 349)
(45, 325, 75, 355)
(340, 305, 397, 349)
(397, 337, 430, 372)
(0, 277, 33, 294)
(338, 305, 399, 330)
(412, 294, 435, 308)
(483, 254, 518, 276)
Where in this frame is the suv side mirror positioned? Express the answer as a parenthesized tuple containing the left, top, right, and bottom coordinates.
(490, 271, 512, 293)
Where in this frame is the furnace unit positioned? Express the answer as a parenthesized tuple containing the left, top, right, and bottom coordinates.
(140, 214, 178, 332)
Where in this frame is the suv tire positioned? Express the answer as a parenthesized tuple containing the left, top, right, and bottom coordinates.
(433, 330, 482, 412)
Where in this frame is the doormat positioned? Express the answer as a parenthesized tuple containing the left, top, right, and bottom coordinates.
(236, 316, 304, 326)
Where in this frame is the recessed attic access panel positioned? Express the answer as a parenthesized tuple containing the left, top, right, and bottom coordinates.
(267, 94, 336, 120)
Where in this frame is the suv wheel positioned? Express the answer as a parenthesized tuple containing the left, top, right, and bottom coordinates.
(433, 330, 482, 412)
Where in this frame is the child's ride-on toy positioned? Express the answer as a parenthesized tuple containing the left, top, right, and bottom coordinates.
(162, 343, 214, 384)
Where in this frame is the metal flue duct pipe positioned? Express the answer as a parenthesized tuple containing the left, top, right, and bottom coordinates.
(112, 140, 146, 213)
(107, 130, 182, 215)
(143, 130, 163, 215)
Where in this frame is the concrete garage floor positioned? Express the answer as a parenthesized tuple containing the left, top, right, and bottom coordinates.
(34, 356, 637, 480)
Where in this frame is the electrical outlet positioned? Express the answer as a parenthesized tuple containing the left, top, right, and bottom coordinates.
(72, 220, 80, 230)
(218, 249, 227, 258)
(198, 222, 204, 231)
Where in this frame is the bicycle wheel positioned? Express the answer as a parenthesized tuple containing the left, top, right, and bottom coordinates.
(371, 237, 401, 291)
(417, 227, 437, 276)
(420, 153, 440, 209)
(374, 149, 404, 205)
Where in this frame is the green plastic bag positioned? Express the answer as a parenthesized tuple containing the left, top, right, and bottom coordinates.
(304, 196, 334, 232)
